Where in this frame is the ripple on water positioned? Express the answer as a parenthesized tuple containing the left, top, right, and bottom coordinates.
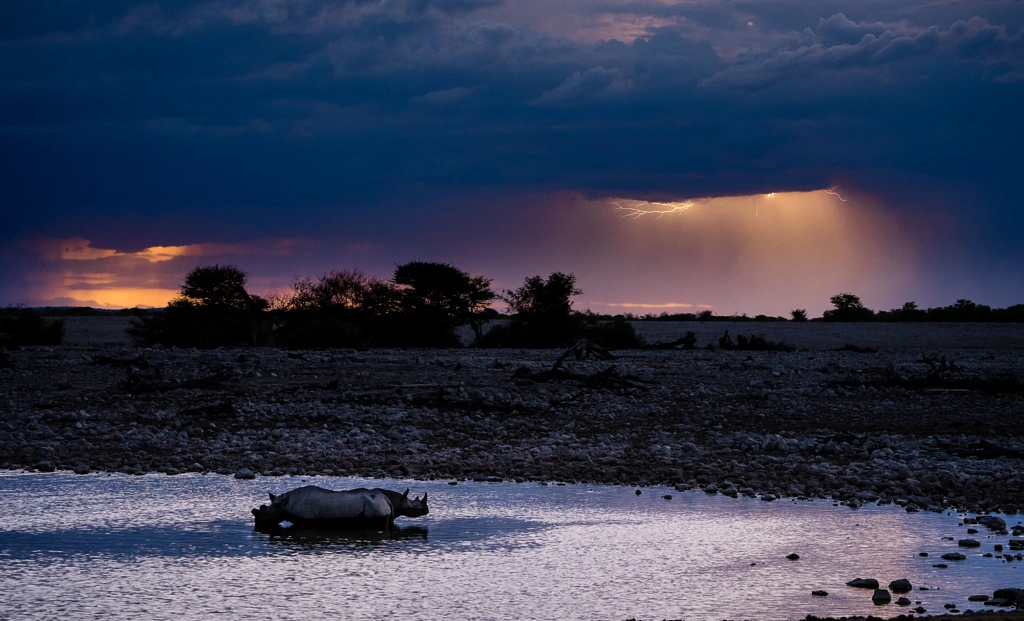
(0, 472, 1020, 620)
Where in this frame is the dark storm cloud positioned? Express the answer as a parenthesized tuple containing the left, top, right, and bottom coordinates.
(1, 0, 1022, 245)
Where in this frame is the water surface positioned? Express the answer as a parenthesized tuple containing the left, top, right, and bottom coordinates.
(0, 472, 1020, 620)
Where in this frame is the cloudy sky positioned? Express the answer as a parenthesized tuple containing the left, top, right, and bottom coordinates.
(2, 0, 1022, 315)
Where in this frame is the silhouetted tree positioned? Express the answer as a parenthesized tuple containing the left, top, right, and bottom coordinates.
(289, 270, 375, 313)
(483, 272, 583, 347)
(393, 261, 495, 346)
(822, 292, 875, 321)
(790, 309, 808, 322)
(128, 264, 266, 348)
(175, 264, 253, 312)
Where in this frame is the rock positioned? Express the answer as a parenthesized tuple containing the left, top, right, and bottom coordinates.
(977, 515, 1007, 530)
(448, 481, 458, 485)
(703, 484, 718, 494)
(967, 528, 979, 534)
(968, 595, 990, 602)
(941, 552, 967, 561)
(914, 607, 926, 614)
(994, 544, 1003, 551)
(662, 494, 672, 500)
(847, 578, 880, 589)
(993, 588, 1024, 603)
(234, 468, 255, 480)
(34, 461, 54, 472)
(958, 539, 981, 547)
(811, 590, 828, 597)
(918, 552, 929, 556)
(933, 563, 948, 568)
(73, 463, 90, 475)
(889, 579, 912, 593)
(787, 553, 800, 560)
(761, 493, 777, 502)
(164, 467, 180, 475)
(896, 597, 911, 606)
(635, 489, 642, 495)
(872, 589, 892, 604)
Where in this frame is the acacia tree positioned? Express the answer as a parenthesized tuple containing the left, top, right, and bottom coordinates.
(129, 264, 266, 348)
(495, 272, 583, 347)
(174, 264, 255, 312)
(393, 261, 495, 346)
(822, 292, 875, 321)
(289, 270, 376, 314)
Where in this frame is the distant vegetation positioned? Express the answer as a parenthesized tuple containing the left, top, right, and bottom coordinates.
(14, 263, 1024, 350)
(815, 293, 1024, 323)
(623, 293, 1024, 323)
(1, 306, 65, 348)
(126, 263, 642, 350)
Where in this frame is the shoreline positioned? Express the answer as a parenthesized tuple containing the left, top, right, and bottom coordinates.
(2, 342, 1023, 514)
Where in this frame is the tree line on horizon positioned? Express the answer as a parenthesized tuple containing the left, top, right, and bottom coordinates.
(618, 293, 1024, 324)
(123, 262, 641, 350)
(4, 265, 1024, 350)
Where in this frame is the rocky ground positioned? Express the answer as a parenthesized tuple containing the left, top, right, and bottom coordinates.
(3, 321, 1024, 515)
(797, 613, 1024, 621)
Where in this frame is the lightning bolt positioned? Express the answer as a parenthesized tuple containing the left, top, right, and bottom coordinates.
(613, 200, 695, 219)
(822, 186, 847, 201)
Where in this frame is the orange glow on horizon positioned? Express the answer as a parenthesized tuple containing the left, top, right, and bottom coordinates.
(60, 288, 180, 309)
(21, 236, 309, 308)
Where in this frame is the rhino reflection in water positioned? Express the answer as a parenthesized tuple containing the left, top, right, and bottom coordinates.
(251, 486, 428, 530)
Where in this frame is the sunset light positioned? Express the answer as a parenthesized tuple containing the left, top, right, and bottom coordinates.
(1, 3, 1022, 620)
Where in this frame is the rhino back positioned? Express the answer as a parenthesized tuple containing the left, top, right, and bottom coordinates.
(279, 486, 391, 520)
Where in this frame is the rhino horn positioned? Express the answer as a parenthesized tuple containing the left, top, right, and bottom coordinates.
(403, 488, 410, 498)
(422, 492, 427, 502)
(269, 492, 276, 502)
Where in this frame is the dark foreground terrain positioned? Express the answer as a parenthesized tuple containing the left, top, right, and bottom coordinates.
(3, 321, 1024, 515)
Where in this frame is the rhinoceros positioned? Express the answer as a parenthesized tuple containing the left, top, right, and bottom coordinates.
(367, 488, 429, 519)
(251, 485, 428, 530)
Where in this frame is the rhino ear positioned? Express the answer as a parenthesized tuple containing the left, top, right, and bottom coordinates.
(403, 488, 410, 498)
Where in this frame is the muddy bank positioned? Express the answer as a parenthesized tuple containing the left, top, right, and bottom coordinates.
(2, 343, 1023, 513)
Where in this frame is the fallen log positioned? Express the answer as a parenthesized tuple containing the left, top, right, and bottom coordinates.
(640, 331, 697, 350)
(554, 339, 615, 368)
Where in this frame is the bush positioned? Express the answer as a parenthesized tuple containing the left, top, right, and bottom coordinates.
(822, 293, 875, 322)
(393, 261, 495, 347)
(718, 330, 794, 352)
(126, 264, 266, 348)
(274, 318, 366, 349)
(484, 272, 583, 348)
(579, 315, 645, 349)
(0, 307, 65, 348)
(125, 314, 166, 348)
(274, 262, 495, 348)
